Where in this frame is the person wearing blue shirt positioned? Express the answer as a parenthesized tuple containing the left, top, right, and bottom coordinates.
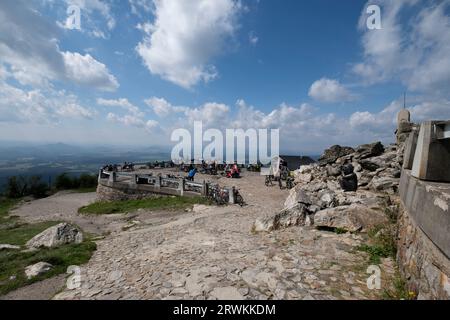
(187, 167, 197, 181)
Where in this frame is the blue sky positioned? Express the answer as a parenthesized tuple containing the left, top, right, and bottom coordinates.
(0, 0, 449, 154)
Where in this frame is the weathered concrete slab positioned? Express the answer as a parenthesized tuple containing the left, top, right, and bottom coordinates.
(403, 130, 418, 170)
(412, 121, 450, 182)
(400, 169, 450, 258)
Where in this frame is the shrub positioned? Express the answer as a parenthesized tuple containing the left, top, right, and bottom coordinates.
(5, 176, 49, 199)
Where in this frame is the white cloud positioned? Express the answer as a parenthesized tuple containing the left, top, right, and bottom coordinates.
(0, 80, 95, 123)
(184, 102, 230, 127)
(100, 97, 159, 132)
(354, 0, 450, 96)
(145, 96, 190, 117)
(144, 97, 229, 127)
(97, 98, 143, 117)
(107, 113, 158, 132)
(249, 31, 259, 45)
(136, 0, 243, 88)
(129, 0, 153, 15)
(308, 78, 356, 103)
(0, 1, 119, 91)
(63, 52, 119, 91)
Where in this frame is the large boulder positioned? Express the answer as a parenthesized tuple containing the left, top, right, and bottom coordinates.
(355, 142, 385, 160)
(319, 145, 355, 165)
(359, 160, 380, 172)
(314, 204, 388, 232)
(326, 165, 342, 177)
(253, 204, 309, 232)
(284, 188, 312, 209)
(369, 176, 399, 194)
(25, 262, 53, 279)
(26, 223, 83, 249)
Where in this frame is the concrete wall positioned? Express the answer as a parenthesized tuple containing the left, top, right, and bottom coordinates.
(96, 183, 163, 202)
(398, 169, 450, 299)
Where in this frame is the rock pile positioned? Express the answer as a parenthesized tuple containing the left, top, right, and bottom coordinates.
(254, 141, 403, 233)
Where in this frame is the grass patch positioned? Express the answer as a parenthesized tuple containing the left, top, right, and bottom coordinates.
(0, 221, 59, 246)
(357, 244, 394, 265)
(357, 223, 397, 265)
(0, 241, 96, 295)
(0, 197, 96, 296)
(382, 272, 416, 300)
(79, 196, 211, 215)
(316, 226, 349, 234)
(0, 198, 21, 220)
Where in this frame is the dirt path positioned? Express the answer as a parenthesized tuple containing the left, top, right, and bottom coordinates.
(52, 173, 395, 300)
(10, 191, 129, 235)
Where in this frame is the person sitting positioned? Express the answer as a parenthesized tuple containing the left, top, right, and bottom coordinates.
(339, 163, 358, 192)
(186, 167, 197, 181)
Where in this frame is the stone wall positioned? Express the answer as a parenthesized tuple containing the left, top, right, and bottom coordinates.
(397, 203, 450, 299)
(398, 169, 450, 300)
(96, 183, 163, 202)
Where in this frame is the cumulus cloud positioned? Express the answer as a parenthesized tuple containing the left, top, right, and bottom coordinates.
(106, 113, 158, 132)
(354, 0, 450, 96)
(63, 52, 119, 91)
(98, 97, 159, 132)
(145, 97, 187, 117)
(0, 80, 95, 123)
(97, 98, 143, 117)
(0, 0, 119, 91)
(129, 0, 153, 15)
(136, 0, 243, 88)
(308, 78, 356, 103)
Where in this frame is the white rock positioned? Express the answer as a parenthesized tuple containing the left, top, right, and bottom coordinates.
(25, 262, 52, 279)
(297, 173, 313, 183)
(26, 223, 83, 249)
(0, 244, 21, 250)
(253, 204, 308, 232)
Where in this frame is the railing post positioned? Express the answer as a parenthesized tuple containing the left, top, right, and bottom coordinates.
(202, 181, 207, 196)
(108, 171, 117, 183)
(228, 187, 235, 204)
(155, 176, 161, 190)
(98, 169, 103, 181)
(179, 178, 185, 196)
(131, 174, 137, 187)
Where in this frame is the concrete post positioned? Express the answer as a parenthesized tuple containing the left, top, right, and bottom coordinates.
(412, 121, 450, 182)
(130, 174, 137, 187)
(228, 187, 235, 204)
(202, 181, 209, 196)
(108, 171, 117, 183)
(403, 130, 419, 170)
(179, 178, 185, 196)
(155, 176, 161, 189)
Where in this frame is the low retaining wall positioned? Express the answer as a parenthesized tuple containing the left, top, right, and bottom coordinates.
(398, 169, 450, 299)
(96, 183, 164, 202)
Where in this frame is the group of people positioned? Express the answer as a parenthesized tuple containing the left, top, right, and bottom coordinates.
(179, 160, 243, 182)
(102, 164, 118, 172)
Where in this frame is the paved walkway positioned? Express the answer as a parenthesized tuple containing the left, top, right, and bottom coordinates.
(54, 174, 395, 300)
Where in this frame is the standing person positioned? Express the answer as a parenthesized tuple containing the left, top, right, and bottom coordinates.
(187, 167, 197, 181)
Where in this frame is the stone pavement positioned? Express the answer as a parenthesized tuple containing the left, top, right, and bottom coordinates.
(54, 176, 395, 300)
